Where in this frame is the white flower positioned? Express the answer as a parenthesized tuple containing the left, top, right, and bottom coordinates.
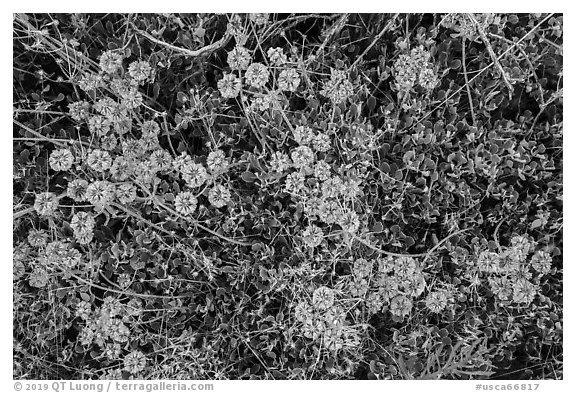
(85, 181, 115, 208)
(34, 192, 59, 217)
(128, 60, 152, 83)
(390, 295, 413, 317)
(174, 191, 198, 216)
(116, 183, 137, 204)
(312, 286, 335, 310)
(99, 50, 124, 74)
(218, 73, 242, 99)
(87, 149, 112, 172)
(290, 146, 315, 169)
(245, 63, 269, 88)
(67, 179, 89, 202)
(278, 68, 300, 92)
(227, 46, 252, 70)
(321, 69, 354, 104)
(267, 47, 287, 66)
(123, 351, 147, 374)
(49, 149, 74, 171)
(302, 225, 323, 248)
(70, 211, 96, 235)
(206, 150, 229, 175)
(208, 184, 232, 208)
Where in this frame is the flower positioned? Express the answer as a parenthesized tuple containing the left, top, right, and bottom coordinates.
(321, 176, 344, 199)
(128, 60, 152, 83)
(78, 73, 103, 92)
(217, 73, 242, 99)
(27, 229, 48, 248)
(99, 50, 123, 74)
(75, 300, 92, 320)
(301, 224, 324, 248)
(244, 63, 269, 88)
(49, 148, 74, 171)
(293, 126, 315, 145)
(348, 278, 368, 297)
(87, 149, 112, 172)
(321, 69, 354, 104)
(181, 162, 208, 188)
(94, 97, 118, 117)
(531, 250, 552, 275)
(477, 250, 501, 273)
(121, 88, 143, 109)
(122, 139, 144, 159)
(377, 256, 395, 274)
(318, 200, 341, 224)
(510, 235, 533, 257)
(13, 259, 25, 281)
(68, 101, 91, 122)
(29, 268, 49, 288)
(270, 151, 292, 173)
(267, 47, 287, 66)
(419, 68, 439, 90)
(206, 150, 229, 175)
(174, 191, 198, 216)
(141, 120, 160, 137)
(88, 115, 111, 137)
(393, 256, 418, 278)
(34, 192, 59, 217)
(111, 156, 134, 181)
(208, 184, 231, 208)
(123, 351, 147, 374)
(353, 258, 373, 278)
(403, 273, 427, 297)
(290, 146, 315, 169)
(425, 290, 449, 313)
(70, 211, 96, 236)
(278, 68, 300, 92)
(100, 134, 118, 151)
(389, 295, 413, 317)
(338, 210, 360, 234)
(85, 181, 115, 208)
(312, 286, 335, 310)
(148, 149, 171, 172)
(489, 276, 513, 301)
(67, 179, 89, 202)
(312, 133, 331, 152)
(293, 302, 313, 323)
(139, 134, 159, 152)
(512, 278, 537, 304)
(313, 160, 331, 181)
(284, 172, 306, 195)
(249, 13, 269, 25)
(227, 46, 252, 70)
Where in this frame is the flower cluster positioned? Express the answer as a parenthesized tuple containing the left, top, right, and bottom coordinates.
(294, 287, 360, 351)
(393, 45, 439, 91)
(320, 69, 354, 104)
(476, 234, 549, 305)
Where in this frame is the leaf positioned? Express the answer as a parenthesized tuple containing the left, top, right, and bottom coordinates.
(241, 171, 257, 183)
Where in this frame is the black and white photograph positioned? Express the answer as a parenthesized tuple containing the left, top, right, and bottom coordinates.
(11, 10, 564, 386)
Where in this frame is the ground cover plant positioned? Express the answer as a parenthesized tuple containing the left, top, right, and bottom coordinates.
(13, 13, 562, 380)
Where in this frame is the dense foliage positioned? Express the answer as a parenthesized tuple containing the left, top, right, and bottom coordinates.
(13, 13, 562, 380)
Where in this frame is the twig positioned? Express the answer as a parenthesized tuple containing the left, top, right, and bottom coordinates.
(350, 14, 400, 68)
(314, 13, 350, 59)
(468, 14, 514, 100)
(350, 13, 399, 69)
(409, 13, 553, 132)
(461, 38, 478, 128)
(352, 227, 471, 260)
(134, 27, 231, 58)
